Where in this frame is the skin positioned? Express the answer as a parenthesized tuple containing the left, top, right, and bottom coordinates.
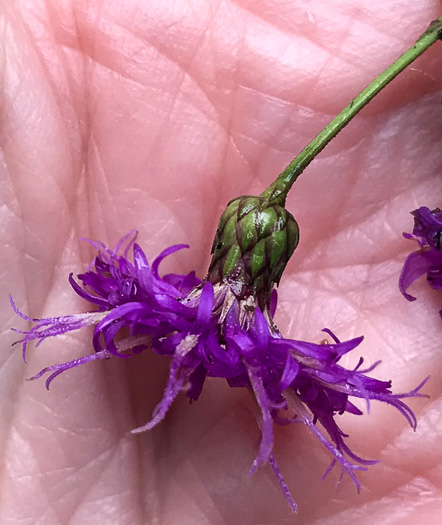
(0, 0, 441, 523)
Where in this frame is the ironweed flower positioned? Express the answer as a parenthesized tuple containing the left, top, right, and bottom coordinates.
(11, 195, 428, 511)
(399, 206, 442, 317)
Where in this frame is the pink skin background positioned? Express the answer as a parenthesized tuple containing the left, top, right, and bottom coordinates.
(0, 0, 441, 524)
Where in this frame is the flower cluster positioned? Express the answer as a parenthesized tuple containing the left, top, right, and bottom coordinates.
(12, 230, 427, 511)
(399, 206, 442, 317)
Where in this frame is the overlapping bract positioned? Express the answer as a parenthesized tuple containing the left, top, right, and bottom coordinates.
(12, 233, 427, 511)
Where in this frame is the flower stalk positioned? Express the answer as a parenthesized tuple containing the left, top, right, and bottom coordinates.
(261, 16, 442, 206)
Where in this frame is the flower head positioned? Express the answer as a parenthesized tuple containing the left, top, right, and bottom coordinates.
(12, 199, 428, 512)
(399, 206, 442, 317)
(206, 195, 299, 308)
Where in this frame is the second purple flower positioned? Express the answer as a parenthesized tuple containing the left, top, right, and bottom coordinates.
(399, 206, 442, 317)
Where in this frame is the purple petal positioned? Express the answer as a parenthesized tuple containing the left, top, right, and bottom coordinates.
(412, 207, 442, 248)
(280, 355, 300, 391)
(131, 358, 185, 433)
(187, 365, 207, 402)
(253, 307, 270, 351)
(154, 294, 194, 317)
(196, 282, 214, 327)
(270, 289, 278, 318)
(29, 350, 111, 389)
(269, 454, 298, 513)
(151, 244, 189, 279)
(9, 296, 35, 322)
(113, 230, 138, 258)
(69, 274, 110, 308)
(321, 328, 340, 344)
(92, 303, 150, 351)
(345, 400, 363, 415)
(247, 367, 274, 475)
(163, 271, 201, 295)
(427, 263, 442, 289)
(133, 243, 149, 270)
(399, 250, 437, 301)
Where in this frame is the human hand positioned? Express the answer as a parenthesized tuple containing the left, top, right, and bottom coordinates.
(1, 1, 441, 523)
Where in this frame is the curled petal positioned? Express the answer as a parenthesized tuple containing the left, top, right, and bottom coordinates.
(399, 250, 439, 301)
(132, 357, 186, 433)
(69, 274, 110, 308)
(29, 350, 112, 390)
(151, 244, 189, 279)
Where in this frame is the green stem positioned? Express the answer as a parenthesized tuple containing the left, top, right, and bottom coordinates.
(261, 16, 442, 206)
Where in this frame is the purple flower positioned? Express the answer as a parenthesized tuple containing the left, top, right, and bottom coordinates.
(12, 231, 428, 512)
(399, 206, 442, 317)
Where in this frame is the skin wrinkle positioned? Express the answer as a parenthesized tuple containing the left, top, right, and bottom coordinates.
(2, 39, 76, 329)
(81, 9, 224, 124)
(214, 24, 245, 200)
(86, 16, 226, 263)
(153, 420, 175, 522)
(84, 20, 181, 91)
(66, 445, 123, 524)
(381, 453, 428, 480)
(87, 132, 118, 242)
(355, 471, 434, 514)
(125, 386, 156, 525)
(0, 19, 53, 501)
(0, 22, 6, 118)
(133, 421, 154, 522)
(74, 13, 233, 253)
(235, 0, 403, 54)
(74, 0, 107, 246)
(224, 96, 321, 189)
(182, 464, 225, 524)
(408, 66, 438, 86)
(226, 131, 253, 174)
(257, 116, 303, 184)
(80, 118, 97, 243)
(117, 2, 346, 114)
(316, 472, 423, 525)
(62, 43, 93, 250)
(234, 3, 417, 114)
(12, 22, 78, 191)
(99, 366, 148, 522)
(27, 363, 116, 522)
(21, 433, 61, 525)
(354, 281, 411, 334)
(304, 15, 359, 109)
(331, 19, 401, 68)
(141, 58, 222, 151)
(296, 180, 432, 273)
(71, 3, 96, 149)
(232, 0, 334, 49)
(37, 50, 84, 185)
(51, 422, 126, 522)
(19, 2, 68, 111)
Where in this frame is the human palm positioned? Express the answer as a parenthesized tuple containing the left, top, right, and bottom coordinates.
(1, 1, 441, 524)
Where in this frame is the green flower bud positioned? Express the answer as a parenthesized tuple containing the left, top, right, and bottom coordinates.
(206, 195, 299, 306)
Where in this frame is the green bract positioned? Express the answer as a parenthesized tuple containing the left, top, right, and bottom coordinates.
(206, 195, 299, 306)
